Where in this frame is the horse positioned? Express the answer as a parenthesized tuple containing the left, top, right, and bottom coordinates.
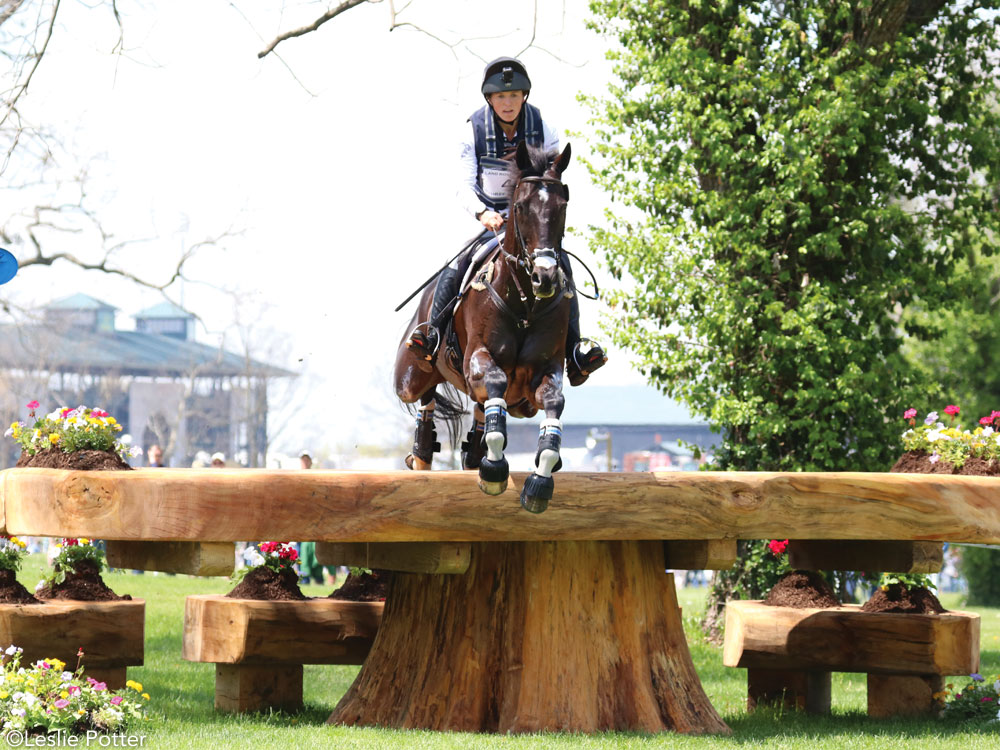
(393, 141, 574, 514)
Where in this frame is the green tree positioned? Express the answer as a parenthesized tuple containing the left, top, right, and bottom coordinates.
(583, 0, 1000, 472)
(961, 546, 1000, 606)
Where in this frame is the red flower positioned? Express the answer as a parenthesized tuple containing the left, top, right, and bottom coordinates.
(26, 400, 39, 410)
(903, 408, 917, 420)
(944, 404, 960, 417)
(981, 416, 993, 426)
(767, 539, 788, 556)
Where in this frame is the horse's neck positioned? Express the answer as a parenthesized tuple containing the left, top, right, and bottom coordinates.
(497, 238, 532, 302)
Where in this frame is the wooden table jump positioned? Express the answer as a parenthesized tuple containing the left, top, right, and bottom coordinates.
(2, 468, 1000, 734)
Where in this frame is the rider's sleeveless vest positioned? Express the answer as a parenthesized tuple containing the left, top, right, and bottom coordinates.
(469, 102, 544, 211)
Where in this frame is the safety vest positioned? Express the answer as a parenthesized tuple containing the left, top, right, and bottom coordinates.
(469, 102, 544, 211)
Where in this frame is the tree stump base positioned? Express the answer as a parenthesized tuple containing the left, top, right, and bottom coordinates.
(328, 540, 729, 734)
(182, 596, 382, 713)
(0, 600, 144, 689)
(724, 601, 979, 718)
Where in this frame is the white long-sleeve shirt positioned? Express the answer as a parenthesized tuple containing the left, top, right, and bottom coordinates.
(457, 116, 560, 219)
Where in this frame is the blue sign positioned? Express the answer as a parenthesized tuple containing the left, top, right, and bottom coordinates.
(0, 248, 17, 285)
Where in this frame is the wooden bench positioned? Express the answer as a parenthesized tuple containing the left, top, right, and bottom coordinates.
(182, 596, 382, 712)
(3, 468, 1000, 734)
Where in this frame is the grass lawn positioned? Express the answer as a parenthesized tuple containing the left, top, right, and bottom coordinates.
(13, 554, 1000, 749)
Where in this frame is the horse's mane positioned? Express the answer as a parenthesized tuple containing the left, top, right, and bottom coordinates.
(503, 144, 558, 203)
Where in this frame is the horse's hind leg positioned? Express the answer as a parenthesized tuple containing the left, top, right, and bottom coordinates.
(406, 391, 440, 471)
(521, 372, 566, 514)
(461, 402, 486, 470)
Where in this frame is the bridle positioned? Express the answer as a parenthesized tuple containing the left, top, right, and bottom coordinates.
(485, 175, 569, 327)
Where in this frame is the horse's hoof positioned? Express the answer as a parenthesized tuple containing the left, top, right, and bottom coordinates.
(479, 478, 508, 495)
(520, 472, 554, 514)
(404, 453, 415, 470)
(478, 456, 509, 495)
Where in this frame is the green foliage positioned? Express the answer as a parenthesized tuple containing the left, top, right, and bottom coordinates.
(876, 571, 935, 592)
(961, 545, 1000, 606)
(939, 672, 1000, 723)
(46, 538, 106, 587)
(0, 535, 28, 573)
(6, 403, 135, 460)
(583, 1, 1000, 471)
(719, 540, 790, 600)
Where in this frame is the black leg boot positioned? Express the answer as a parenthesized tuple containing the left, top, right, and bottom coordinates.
(561, 254, 607, 387)
(406, 266, 461, 369)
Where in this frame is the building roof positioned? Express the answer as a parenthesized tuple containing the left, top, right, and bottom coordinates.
(0, 323, 294, 378)
(135, 301, 194, 319)
(45, 294, 118, 311)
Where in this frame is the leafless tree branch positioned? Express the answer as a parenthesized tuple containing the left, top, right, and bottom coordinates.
(0, 0, 61, 132)
(258, 0, 369, 59)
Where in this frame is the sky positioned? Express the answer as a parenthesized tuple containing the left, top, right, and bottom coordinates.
(2, 0, 675, 455)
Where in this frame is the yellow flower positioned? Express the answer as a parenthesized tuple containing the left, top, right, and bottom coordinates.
(78, 539, 89, 546)
(49, 434, 60, 444)
(49, 658, 65, 670)
(126, 680, 142, 692)
(107, 417, 117, 425)
(0, 691, 7, 699)
(142, 693, 150, 700)
(60, 690, 69, 699)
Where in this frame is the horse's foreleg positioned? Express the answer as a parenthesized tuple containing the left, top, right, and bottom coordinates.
(407, 391, 440, 471)
(470, 352, 509, 495)
(521, 372, 566, 514)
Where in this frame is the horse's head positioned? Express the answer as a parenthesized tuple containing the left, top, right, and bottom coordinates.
(512, 142, 572, 300)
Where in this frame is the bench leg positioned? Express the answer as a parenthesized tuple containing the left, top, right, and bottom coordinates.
(867, 673, 943, 718)
(747, 668, 831, 715)
(83, 667, 128, 691)
(215, 664, 303, 713)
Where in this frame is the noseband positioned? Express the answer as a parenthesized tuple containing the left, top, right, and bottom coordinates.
(509, 175, 569, 268)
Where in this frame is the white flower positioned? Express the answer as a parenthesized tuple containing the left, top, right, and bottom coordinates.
(129, 445, 143, 458)
(902, 429, 914, 439)
(3, 427, 12, 438)
(929, 453, 940, 464)
(984, 427, 995, 437)
(4, 645, 20, 656)
(10, 707, 24, 717)
(926, 430, 944, 442)
(925, 411, 939, 425)
(61, 671, 73, 681)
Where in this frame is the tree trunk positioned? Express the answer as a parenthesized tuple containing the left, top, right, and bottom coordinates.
(329, 540, 729, 735)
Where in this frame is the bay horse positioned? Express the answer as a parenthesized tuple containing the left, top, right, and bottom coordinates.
(393, 141, 573, 513)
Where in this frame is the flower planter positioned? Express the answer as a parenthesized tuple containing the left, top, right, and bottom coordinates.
(0, 599, 145, 689)
(723, 600, 980, 717)
(182, 595, 383, 713)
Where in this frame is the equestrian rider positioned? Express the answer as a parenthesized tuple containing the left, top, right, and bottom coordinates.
(405, 56, 607, 386)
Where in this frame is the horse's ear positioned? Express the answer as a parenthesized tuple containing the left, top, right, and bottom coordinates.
(551, 143, 572, 177)
(515, 140, 532, 171)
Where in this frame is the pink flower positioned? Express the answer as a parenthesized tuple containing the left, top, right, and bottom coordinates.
(93, 681, 107, 691)
(944, 404, 960, 417)
(981, 416, 993, 426)
(67, 685, 80, 695)
(53, 699, 69, 709)
(928, 453, 940, 464)
(981, 696, 994, 702)
(904, 408, 917, 420)
(110, 696, 123, 705)
(767, 539, 788, 556)
(26, 400, 39, 410)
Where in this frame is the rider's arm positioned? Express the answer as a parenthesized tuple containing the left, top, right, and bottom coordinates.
(457, 125, 487, 220)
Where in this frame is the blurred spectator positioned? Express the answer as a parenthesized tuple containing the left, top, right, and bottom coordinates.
(211, 452, 226, 468)
(147, 444, 164, 467)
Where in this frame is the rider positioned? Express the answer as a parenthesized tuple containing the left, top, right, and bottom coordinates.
(405, 56, 607, 386)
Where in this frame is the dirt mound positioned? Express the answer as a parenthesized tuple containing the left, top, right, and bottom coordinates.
(891, 450, 1000, 475)
(764, 570, 840, 608)
(329, 570, 390, 602)
(226, 566, 307, 601)
(861, 583, 945, 614)
(36, 560, 131, 601)
(0, 568, 42, 604)
(17, 449, 132, 471)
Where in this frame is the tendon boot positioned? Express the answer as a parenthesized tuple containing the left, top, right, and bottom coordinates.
(406, 266, 460, 372)
(562, 256, 607, 386)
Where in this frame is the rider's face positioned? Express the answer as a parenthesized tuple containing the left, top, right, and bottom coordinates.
(489, 90, 526, 123)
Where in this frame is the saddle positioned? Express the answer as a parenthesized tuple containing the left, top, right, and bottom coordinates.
(441, 231, 506, 375)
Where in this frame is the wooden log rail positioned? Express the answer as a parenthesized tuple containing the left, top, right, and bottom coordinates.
(2, 468, 1000, 735)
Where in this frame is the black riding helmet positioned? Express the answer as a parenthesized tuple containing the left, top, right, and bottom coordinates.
(481, 57, 531, 98)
